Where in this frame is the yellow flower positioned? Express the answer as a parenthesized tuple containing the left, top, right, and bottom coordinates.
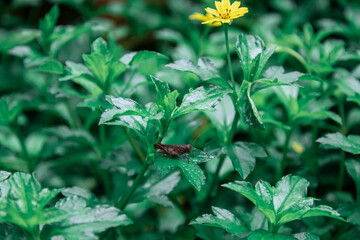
(202, 0, 248, 25)
(189, 12, 222, 27)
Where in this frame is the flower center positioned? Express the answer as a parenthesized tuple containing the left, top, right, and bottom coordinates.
(220, 8, 231, 19)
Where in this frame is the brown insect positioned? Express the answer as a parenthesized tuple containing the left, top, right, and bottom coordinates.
(154, 135, 200, 163)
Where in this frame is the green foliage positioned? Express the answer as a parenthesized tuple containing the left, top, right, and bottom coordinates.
(1, 0, 359, 239)
(191, 206, 248, 235)
(317, 133, 360, 154)
(223, 175, 345, 227)
(194, 175, 345, 238)
(154, 148, 214, 191)
(0, 172, 131, 239)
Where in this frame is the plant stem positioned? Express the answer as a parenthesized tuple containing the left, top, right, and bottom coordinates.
(223, 24, 236, 90)
(203, 154, 226, 206)
(337, 96, 346, 191)
(199, 26, 211, 57)
(117, 160, 150, 210)
(279, 129, 292, 180)
(122, 127, 146, 162)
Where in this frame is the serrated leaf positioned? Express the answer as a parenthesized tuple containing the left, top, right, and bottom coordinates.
(173, 86, 232, 118)
(0, 172, 63, 232)
(34, 59, 63, 74)
(102, 96, 153, 119)
(99, 97, 163, 127)
(227, 142, 267, 179)
(166, 58, 231, 89)
(236, 34, 275, 82)
(83, 52, 108, 83)
(222, 175, 345, 227)
(190, 206, 248, 235)
(101, 115, 147, 138)
(238, 80, 265, 129)
(151, 76, 179, 120)
(317, 133, 360, 154)
(52, 196, 132, 240)
(154, 149, 213, 191)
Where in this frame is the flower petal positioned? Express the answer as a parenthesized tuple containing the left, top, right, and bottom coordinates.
(232, 7, 248, 16)
(202, 18, 217, 25)
(230, 1, 241, 12)
(189, 13, 207, 21)
(205, 7, 220, 17)
(222, 0, 230, 11)
(215, 1, 223, 13)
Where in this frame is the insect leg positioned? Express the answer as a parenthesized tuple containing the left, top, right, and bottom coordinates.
(185, 153, 189, 163)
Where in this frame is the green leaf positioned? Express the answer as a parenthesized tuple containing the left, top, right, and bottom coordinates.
(51, 196, 132, 240)
(101, 115, 147, 138)
(238, 80, 265, 129)
(154, 148, 214, 191)
(34, 59, 63, 74)
(151, 76, 179, 120)
(317, 133, 360, 154)
(25, 132, 47, 158)
(132, 172, 181, 207)
(227, 142, 267, 179)
(99, 96, 163, 126)
(129, 50, 168, 66)
(236, 34, 275, 82)
(190, 206, 248, 235)
(60, 61, 102, 96)
(173, 86, 232, 118)
(0, 171, 10, 181)
(293, 111, 342, 125)
(83, 52, 109, 83)
(0, 172, 63, 233)
(91, 37, 111, 60)
(166, 58, 231, 89)
(302, 205, 345, 222)
(0, 29, 39, 52)
(347, 96, 360, 106)
(0, 96, 26, 125)
(39, 5, 59, 38)
(346, 160, 360, 188)
(222, 175, 345, 228)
